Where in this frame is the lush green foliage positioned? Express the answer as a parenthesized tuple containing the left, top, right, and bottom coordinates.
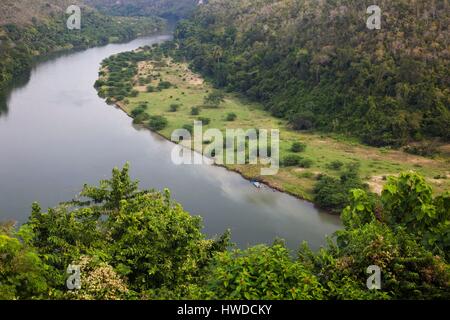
(291, 142, 306, 153)
(225, 112, 237, 121)
(194, 244, 325, 300)
(0, 6, 163, 91)
(170, 0, 449, 147)
(86, 0, 198, 19)
(1, 165, 448, 300)
(314, 163, 367, 213)
(148, 115, 168, 131)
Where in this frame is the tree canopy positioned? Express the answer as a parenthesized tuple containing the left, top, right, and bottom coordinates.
(1, 164, 448, 300)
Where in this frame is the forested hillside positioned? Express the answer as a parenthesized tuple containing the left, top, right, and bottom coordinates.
(85, 0, 198, 19)
(0, 0, 163, 90)
(172, 0, 450, 147)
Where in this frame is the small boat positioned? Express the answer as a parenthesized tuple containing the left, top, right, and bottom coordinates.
(252, 181, 262, 188)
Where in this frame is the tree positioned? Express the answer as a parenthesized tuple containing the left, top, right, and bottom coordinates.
(204, 91, 225, 107)
(80, 163, 139, 210)
(0, 230, 49, 299)
(196, 244, 324, 300)
(225, 112, 237, 121)
(147, 115, 168, 131)
(314, 163, 366, 213)
(107, 189, 230, 295)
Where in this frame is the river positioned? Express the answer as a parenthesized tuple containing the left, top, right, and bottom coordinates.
(0, 34, 341, 250)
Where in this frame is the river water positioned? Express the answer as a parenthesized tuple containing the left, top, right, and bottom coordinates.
(0, 34, 341, 250)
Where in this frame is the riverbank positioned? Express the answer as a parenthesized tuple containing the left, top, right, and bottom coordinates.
(0, 12, 164, 92)
(97, 55, 450, 208)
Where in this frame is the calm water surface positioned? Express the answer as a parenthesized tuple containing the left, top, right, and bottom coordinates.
(0, 35, 341, 250)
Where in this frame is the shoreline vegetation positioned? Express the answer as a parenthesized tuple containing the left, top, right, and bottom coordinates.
(0, 3, 165, 94)
(95, 46, 450, 213)
(1, 163, 448, 299)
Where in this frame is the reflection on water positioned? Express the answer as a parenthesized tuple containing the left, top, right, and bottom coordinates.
(0, 34, 342, 250)
(0, 92, 7, 116)
(0, 71, 31, 117)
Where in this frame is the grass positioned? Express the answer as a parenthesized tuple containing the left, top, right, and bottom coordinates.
(102, 57, 450, 201)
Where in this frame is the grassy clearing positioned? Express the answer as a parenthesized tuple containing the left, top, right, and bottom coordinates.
(103, 57, 450, 201)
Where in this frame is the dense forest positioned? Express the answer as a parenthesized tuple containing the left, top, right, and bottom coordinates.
(0, 164, 448, 299)
(0, 1, 163, 91)
(170, 0, 450, 147)
(85, 0, 198, 19)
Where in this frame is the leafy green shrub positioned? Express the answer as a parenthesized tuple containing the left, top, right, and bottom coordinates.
(183, 124, 193, 133)
(291, 142, 306, 153)
(298, 158, 313, 168)
(199, 244, 324, 300)
(327, 160, 344, 170)
(298, 172, 314, 179)
(94, 80, 105, 88)
(404, 144, 439, 157)
(158, 81, 172, 90)
(204, 91, 225, 108)
(169, 104, 180, 112)
(129, 90, 139, 97)
(191, 107, 200, 115)
(313, 164, 365, 213)
(226, 112, 237, 121)
(148, 115, 168, 131)
(131, 106, 146, 117)
(281, 154, 302, 167)
(197, 117, 210, 125)
(146, 85, 156, 92)
(132, 113, 150, 124)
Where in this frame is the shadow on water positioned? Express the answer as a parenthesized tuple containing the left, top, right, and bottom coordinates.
(0, 71, 31, 117)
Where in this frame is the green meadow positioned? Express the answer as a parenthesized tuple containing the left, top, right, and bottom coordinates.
(107, 58, 450, 201)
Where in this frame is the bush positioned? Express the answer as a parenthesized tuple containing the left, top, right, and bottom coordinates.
(148, 115, 168, 131)
(327, 160, 344, 170)
(298, 158, 313, 168)
(201, 244, 324, 300)
(129, 90, 139, 97)
(404, 143, 438, 157)
(191, 107, 200, 116)
(204, 91, 225, 108)
(197, 117, 210, 125)
(281, 154, 302, 167)
(94, 80, 105, 88)
(291, 142, 306, 153)
(146, 85, 156, 92)
(169, 104, 180, 112)
(158, 81, 172, 90)
(132, 113, 150, 124)
(313, 164, 365, 213)
(226, 112, 237, 121)
(182, 124, 193, 133)
(131, 106, 146, 117)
